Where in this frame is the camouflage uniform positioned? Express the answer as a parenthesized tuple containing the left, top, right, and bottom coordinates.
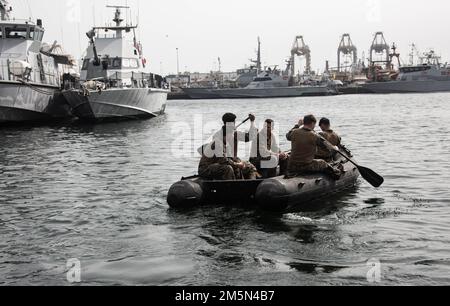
(286, 126, 341, 178)
(198, 155, 236, 180)
(198, 122, 259, 181)
(198, 156, 258, 181)
(316, 129, 342, 161)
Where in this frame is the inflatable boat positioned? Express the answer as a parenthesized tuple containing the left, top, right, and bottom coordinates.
(255, 159, 360, 211)
(167, 151, 361, 211)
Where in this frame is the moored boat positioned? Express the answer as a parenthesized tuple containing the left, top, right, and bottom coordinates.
(62, 5, 169, 121)
(0, 0, 76, 124)
(362, 50, 450, 94)
(182, 70, 336, 100)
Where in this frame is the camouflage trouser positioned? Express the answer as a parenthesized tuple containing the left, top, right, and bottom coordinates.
(199, 161, 259, 181)
(288, 159, 342, 179)
(236, 161, 259, 180)
(288, 159, 330, 175)
(199, 164, 236, 181)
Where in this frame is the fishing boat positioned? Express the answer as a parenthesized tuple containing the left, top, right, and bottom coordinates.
(362, 50, 450, 93)
(167, 151, 360, 212)
(0, 0, 76, 124)
(62, 5, 168, 121)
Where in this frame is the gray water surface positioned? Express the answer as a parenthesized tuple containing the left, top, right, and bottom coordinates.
(1, 93, 449, 285)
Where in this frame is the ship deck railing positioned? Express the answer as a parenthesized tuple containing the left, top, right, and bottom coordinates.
(101, 71, 167, 89)
(0, 60, 61, 87)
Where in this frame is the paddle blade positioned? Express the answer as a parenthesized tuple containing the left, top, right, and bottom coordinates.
(357, 166, 384, 188)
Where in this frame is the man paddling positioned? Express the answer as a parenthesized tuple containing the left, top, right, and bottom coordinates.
(316, 117, 342, 161)
(198, 113, 259, 180)
(286, 114, 342, 179)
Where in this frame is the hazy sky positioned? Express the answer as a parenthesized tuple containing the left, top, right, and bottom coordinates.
(10, 0, 450, 74)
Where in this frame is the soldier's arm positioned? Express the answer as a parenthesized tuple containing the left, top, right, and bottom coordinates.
(286, 125, 300, 141)
(237, 121, 257, 143)
(317, 134, 337, 151)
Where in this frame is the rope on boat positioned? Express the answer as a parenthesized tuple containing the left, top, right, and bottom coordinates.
(18, 79, 56, 96)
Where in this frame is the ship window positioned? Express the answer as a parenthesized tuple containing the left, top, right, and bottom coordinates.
(5, 27, 28, 39)
(112, 58, 121, 68)
(401, 66, 432, 73)
(254, 77, 272, 82)
(28, 28, 35, 40)
(122, 58, 131, 68)
(130, 59, 139, 68)
(122, 58, 139, 69)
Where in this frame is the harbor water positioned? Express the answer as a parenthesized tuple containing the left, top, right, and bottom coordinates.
(0, 93, 449, 285)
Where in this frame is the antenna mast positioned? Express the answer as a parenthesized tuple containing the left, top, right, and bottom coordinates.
(105, 5, 130, 38)
(250, 37, 262, 73)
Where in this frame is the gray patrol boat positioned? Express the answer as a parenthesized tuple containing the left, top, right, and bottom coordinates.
(0, 0, 75, 124)
(183, 69, 336, 99)
(63, 5, 168, 121)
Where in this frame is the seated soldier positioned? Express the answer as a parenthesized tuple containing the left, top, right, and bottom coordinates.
(250, 119, 288, 178)
(316, 117, 342, 161)
(286, 114, 342, 180)
(198, 113, 259, 180)
(198, 143, 244, 181)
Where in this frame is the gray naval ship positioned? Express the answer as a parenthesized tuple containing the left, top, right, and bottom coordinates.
(363, 50, 450, 94)
(63, 5, 168, 121)
(0, 0, 75, 124)
(183, 69, 336, 99)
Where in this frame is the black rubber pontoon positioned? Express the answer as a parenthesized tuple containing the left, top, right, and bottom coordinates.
(167, 154, 360, 211)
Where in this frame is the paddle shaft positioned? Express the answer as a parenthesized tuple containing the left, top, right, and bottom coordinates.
(285, 132, 384, 187)
(235, 116, 251, 130)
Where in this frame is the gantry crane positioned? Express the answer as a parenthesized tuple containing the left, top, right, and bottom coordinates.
(337, 34, 358, 72)
(290, 35, 311, 77)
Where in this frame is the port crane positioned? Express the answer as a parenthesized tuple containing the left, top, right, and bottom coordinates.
(368, 32, 400, 81)
(290, 36, 312, 77)
(369, 32, 390, 68)
(337, 34, 358, 72)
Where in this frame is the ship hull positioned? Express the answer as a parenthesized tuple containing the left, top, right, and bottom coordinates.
(183, 86, 336, 99)
(63, 88, 168, 121)
(182, 88, 222, 99)
(362, 80, 450, 93)
(0, 81, 71, 124)
(216, 86, 336, 98)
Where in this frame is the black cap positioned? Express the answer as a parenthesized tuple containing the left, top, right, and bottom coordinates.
(222, 113, 237, 124)
(319, 117, 330, 126)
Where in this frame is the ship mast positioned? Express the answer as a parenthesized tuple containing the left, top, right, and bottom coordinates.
(0, 0, 12, 21)
(250, 37, 262, 73)
(106, 5, 130, 38)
